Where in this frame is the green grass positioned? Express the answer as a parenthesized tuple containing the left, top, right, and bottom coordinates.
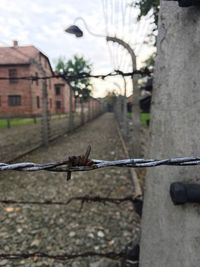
(0, 117, 40, 128)
(127, 112, 150, 126)
(140, 113, 150, 126)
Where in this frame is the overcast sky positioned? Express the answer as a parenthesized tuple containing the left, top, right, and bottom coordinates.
(0, 0, 155, 97)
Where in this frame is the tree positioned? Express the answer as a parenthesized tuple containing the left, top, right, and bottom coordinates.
(134, 0, 160, 27)
(55, 55, 92, 101)
(143, 52, 156, 71)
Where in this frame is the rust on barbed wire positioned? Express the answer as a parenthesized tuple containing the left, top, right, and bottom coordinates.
(67, 145, 93, 180)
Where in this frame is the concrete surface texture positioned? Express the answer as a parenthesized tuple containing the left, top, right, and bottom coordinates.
(139, 1, 200, 267)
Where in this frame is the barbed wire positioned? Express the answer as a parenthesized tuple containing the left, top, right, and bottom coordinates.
(0, 195, 139, 206)
(1, 154, 200, 173)
(0, 68, 150, 82)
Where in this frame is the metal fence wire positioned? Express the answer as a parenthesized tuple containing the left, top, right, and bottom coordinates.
(1, 147, 200, 173)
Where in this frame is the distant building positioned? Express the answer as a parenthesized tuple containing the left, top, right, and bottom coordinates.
(0, 41, 73, 117)
(51, 76, 73, 114)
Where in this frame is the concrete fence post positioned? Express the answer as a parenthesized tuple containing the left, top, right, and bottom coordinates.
(131, 76, 140, 157)
(140, 2, 200, 267)
(41, 80, 49, 147)
(88, 100, 91, 121)
(68, 86, 73, 132)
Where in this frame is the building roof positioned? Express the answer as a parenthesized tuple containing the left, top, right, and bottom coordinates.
(0, 42, 54, 74)
(0, 43, 51, 64)
(0, 45, 40, 65)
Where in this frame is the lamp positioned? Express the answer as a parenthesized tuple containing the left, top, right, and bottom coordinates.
(65, 25, 83, 37)
(65, 17, 105, 38)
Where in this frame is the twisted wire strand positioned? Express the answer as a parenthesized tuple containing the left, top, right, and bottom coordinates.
(0, 195, 138, 206)
(0, 69, 150, 82)
(1, 157, 200, 172)
(0, 251, 138, 262)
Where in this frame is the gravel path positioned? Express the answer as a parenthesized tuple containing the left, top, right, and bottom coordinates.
(0, 113, 140, 267)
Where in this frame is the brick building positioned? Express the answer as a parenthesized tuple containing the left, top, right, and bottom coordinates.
(0, 41, 73, 117)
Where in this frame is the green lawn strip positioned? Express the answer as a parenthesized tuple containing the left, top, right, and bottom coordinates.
(0, 117, 39, 128)
(140, 112, 150, 126)
(127, 112, 150, 126)
(0, 119, 8, 128)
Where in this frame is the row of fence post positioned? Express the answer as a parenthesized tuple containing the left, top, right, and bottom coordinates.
(41, 86, 105, 146)
(114, 95, 129, 138)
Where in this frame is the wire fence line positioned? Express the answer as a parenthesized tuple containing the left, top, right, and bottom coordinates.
(1, 155, 200, 172)
(0, 68, 150, 82)
(0, 195, 141, 263)
(0, 101, 104, 163)
(0, 195, 139, 207)
(0, 251, 139, 263)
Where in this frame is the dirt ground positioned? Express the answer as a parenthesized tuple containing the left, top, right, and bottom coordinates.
(0, 113, 140, 267)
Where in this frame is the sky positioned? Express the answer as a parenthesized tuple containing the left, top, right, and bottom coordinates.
(0, 0, 155, 97)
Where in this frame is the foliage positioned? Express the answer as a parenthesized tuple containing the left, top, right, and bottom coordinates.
(143, 52, 156, 69)
(55, 55, 92, 101)
(135, 0, 160, 27)
(140, 112, 150, 127)
(0, 117, 40, 128)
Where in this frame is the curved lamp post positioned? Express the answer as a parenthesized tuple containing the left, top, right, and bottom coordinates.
(65, 19, 140, 155)
(65, 17, 105, 38)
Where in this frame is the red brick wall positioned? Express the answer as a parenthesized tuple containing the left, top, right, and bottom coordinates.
(0, 52, 73, 117)
(0, 65, 32, 117)
(52, 77, 75, 114)
(29, 54, 53, 116)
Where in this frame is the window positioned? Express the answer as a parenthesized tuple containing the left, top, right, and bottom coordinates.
(9, 69, 18, 84)
(56, 101, 61, 109)
(36, 96, 40, 108)
(55, 85, 61, 95)
(35, 72, 38, 86)
(8, 95, 21, 106)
